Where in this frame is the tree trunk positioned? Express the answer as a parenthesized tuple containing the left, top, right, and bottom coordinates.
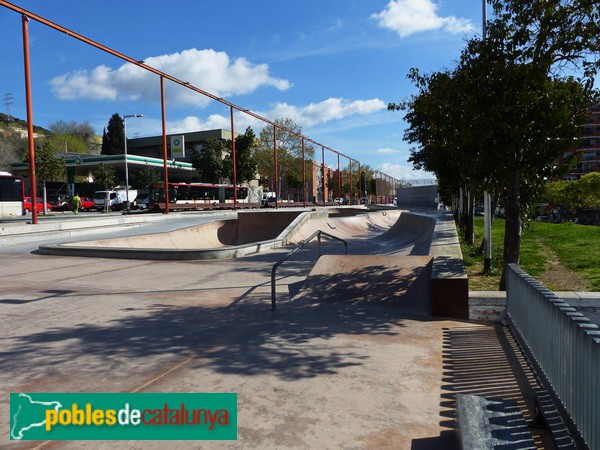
(458, 186, 466, 228)
(500, 172, 522, 290)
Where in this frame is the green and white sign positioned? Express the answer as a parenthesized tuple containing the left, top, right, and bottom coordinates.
(171, 135, 185, 159)
(10, 392, 237, 441)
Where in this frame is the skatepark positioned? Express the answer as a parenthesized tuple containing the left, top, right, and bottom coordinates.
(0, 207, 552, 448)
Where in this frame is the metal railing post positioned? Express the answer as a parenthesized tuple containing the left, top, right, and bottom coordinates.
(317, 233, 321, 257)
(271, 230, 347, 311)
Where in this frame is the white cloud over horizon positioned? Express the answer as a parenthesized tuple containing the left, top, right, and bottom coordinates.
(166, 97, 387, 133)
(50, 48, 291, 107)
(377, 162, 433, 180)
(266, 98, 386, 127)
(371, 0, 475, 38)
(376, 148, 400, 154)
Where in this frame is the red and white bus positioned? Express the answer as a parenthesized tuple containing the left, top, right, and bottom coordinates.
(0, 172, 24, 218)
(148, 182, 251, 211)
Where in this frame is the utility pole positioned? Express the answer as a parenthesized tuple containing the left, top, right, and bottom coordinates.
(482, 0, 493, 272)
(4, 92, 14, 118)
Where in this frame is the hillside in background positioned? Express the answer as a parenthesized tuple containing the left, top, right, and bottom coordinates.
(0, 113, 53, 170)
(0, 112, 52, 137)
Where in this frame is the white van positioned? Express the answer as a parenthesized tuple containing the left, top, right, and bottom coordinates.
(94, 189, 137, 211)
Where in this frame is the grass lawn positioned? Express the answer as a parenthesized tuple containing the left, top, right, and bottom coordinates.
(461, 216, 600, 291)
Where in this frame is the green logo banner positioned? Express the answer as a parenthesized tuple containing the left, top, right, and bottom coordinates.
(10, 393, 237, 441)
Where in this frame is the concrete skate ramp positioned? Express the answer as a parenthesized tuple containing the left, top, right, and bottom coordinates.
(292, 254, 433, 315)
(38, 209, 436, 260)
(289, 211, 435, 256)
(68, 211, 303, 249)
(286, 211, 467, 320)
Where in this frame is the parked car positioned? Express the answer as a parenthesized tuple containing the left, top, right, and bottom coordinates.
(573, 216, 594, 226)
(68, 197, 95, 211)
(47, 194, 69, 211)
(23, 197, 53, 214)
(133, 193, 150, 210)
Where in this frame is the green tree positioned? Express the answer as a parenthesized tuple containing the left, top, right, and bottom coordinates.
(93, 163, 116, 213)
(393, 0, 600, 287)
(101, 114, 124, 155)
(49, 120, 96, 152)
(22, 141, 65, 214)
(190, 139, 225, 184)
(576, 172, 600, 208)
(254, 118, 314, 195)
(223, 126, 258, 184)
(132, 167, 162, 189)
(357, 166, 374, 196)
(46, 134, 87, 154)
(393, 68, 481, 243)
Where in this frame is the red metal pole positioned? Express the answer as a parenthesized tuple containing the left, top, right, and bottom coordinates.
(321, 147, 325, 205)
(349, 158, 353, 205)
(160, 76, 170, 214)
(273, 127, 278, 209)
(230, 106, 237, 210)
(337, 152, 341, 204)
(21, 15, 37, 224)
(356, 161, 362, 200)
(301, 137, 306, 208)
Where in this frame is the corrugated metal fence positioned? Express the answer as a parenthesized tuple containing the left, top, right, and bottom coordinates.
(506, 264, 600, 449)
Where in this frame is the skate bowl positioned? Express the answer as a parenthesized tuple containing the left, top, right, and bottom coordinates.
(38, 209, 412, 260)
(39, 208, 468, 319)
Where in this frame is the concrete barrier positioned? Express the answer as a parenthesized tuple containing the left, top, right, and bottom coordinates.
(429, 211, 469, 319)
(469, 291, 600, 325)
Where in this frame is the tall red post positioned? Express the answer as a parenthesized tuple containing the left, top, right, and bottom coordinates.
(349, 158, 353, 205)
(273, 127, 278, 209)
(321, 147, 325, 205)
(337, 152, 341, 204)
(301, 138, 306, 208)
(160, 76, 170, 213)
(230, 106, 237, 210)
(21, 15, 37, 224)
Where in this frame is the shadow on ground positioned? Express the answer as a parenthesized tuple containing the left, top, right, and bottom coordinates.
(423, 325, 552, 449)
(1, 263, 441, 383)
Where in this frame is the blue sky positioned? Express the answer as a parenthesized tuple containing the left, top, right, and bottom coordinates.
(1, 0, 485, 179)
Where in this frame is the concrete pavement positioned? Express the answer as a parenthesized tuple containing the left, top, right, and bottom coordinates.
(0, 209, 547, 449)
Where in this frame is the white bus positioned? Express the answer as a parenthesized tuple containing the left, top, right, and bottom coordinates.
(0, 172, 25, 218)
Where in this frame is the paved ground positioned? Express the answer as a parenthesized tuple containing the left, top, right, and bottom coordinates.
(0, 210, 549, 449)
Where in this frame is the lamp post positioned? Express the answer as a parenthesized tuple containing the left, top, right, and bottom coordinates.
(123, 114, 143, 213)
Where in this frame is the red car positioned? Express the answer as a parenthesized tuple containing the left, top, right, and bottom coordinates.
(23, 197, 53, 214)
(68, 197, 95, 211)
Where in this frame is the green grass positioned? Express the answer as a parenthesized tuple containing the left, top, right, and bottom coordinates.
(460, 216, 600, 291)
(524, 221, 600, 289)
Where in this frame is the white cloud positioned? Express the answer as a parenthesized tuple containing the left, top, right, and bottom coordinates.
(377, 148, 400, 154)
(371, 0, 475, 38)
(377, 162, 432, 180)
(50, 48, 291, 107)
(169, 113, 262, 134)
(267, 98, 386, 127)
(165, 97, 386, 134)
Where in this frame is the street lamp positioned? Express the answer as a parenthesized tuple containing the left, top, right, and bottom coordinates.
(123, 114, 143, 212)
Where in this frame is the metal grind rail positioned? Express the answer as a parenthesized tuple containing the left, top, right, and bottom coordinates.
(271, 230, 347, 311)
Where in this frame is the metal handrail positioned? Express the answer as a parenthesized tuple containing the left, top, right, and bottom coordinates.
(271, 230, 348, 310)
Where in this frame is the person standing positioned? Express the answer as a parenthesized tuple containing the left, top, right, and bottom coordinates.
(72, 193, 81, 215)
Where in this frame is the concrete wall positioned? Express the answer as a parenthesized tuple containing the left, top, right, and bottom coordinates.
(396, 185, 438, 208)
